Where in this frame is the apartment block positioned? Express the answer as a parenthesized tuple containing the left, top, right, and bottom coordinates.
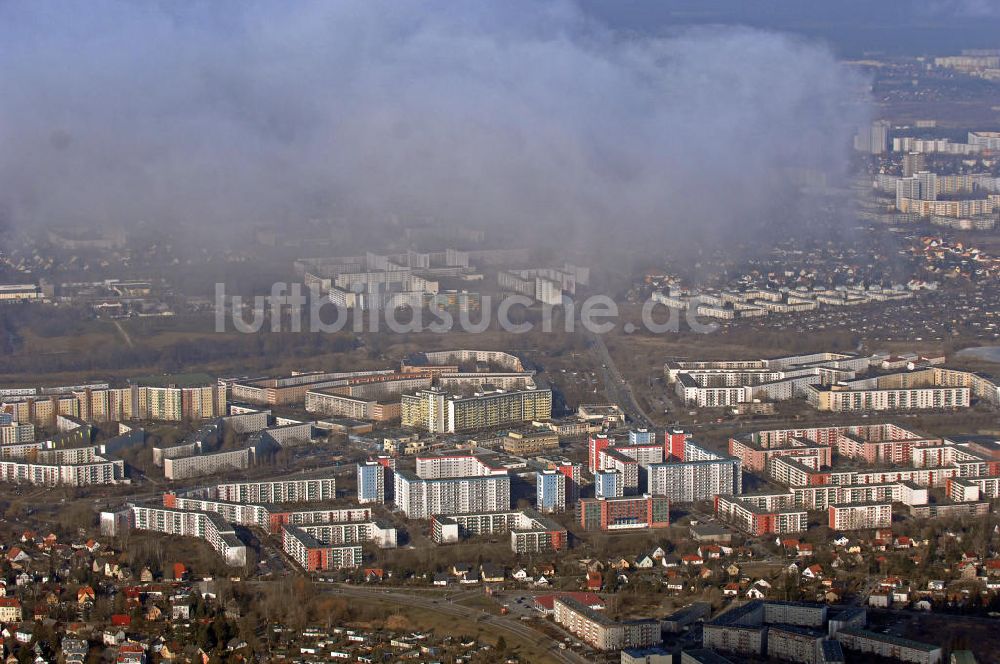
(4, 382, 226, 425)
(835, 628, 941, 664)
(553, 461, 583, 503)
(281, 526, 363, 571)
(947, 476, 1000, 502)
(415, 452, 508, 479)
(265, 507, 373, 534)
(221, 409, 270, 434)
(805, 368, 989, 412)
(212, 478, 337, 503)
(127, 505, 247, 567)
(666, 353, 871, 408)
(259, 422, 313, 447)
(648, 440, 742, 503)
(767, 626, 827, 664)
(909, 502, 990, 519)
(0, 456, 125, 486)
(163, 447, 252, 480)
(231, 369, 400, 406)
(827, 503, 892, 530)
(358, 461, 388, 504)
(600, 450, 640, 493)
(702, 601, 832, 660)
(715, 495, 808, 536)
(153, 441, 201, 467)
(553, 597, 659, 651)
(166, 496, 269, 530)
(394, 470, 510, 519)
(0, 422, 34, 445)
(294, 521, 397, 549)
(731, 423, 930, 471)
(593, 470, 623, 498)
(589, 433, 667, 472)
(401, 388, 552, 433)
(430, 509, 567, 552)
(305, 390, 401, 422)
(576, 495, 669, 531)
(536, 470, 567, 513)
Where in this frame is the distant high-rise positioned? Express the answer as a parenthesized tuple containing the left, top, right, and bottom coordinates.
(915, 171, 938, 200)
(895, 171, 937, 209)
(870, 120, 890, 154)
(855, 120, 890, 155)
(902, 151, 926, 177)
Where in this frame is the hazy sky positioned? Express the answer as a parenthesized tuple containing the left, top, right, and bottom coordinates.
(0, 1, 869, 253)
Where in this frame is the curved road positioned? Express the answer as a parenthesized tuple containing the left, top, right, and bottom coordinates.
(319, 584, 590, 664)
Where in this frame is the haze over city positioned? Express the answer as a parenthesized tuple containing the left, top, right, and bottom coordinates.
(1, 2, 1000, 663)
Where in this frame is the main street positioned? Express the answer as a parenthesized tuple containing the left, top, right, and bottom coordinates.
(585, 327, 655, 428)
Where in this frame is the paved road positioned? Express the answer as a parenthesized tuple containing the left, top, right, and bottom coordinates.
(586, 328, 655, 428)
(318, 584, 590, 664)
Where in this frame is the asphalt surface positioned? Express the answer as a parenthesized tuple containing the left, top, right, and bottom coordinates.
(586, 328, 655, 428)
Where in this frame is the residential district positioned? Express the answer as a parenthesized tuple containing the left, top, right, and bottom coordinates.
(0, 346, 995, 663)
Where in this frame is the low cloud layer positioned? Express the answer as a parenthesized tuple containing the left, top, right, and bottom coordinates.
(0, 1, 868, 253)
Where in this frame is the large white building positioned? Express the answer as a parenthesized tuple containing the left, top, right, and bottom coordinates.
(807, 383, 970, 412)
(827, 503, 892, 530)
(553, 597, 659, 651)
(401, 388, 552, 433)
(163, 447, 253, 480)
(281, 525, 363, 571)
(126, 505, 248, 567)
(715, 494, 808, 536)
(536, 470, 567, 513)
(394, 472, 511, 519)
(394, 453, 511, 519)
(648, 440, 743, 503)
(0, 455, 125, 486)
(357, 460, 388, 504)
(211, 477, 336, 503)
(430, 509, 568, 552)
(497, 266, 586, 305)
(667, 353, 872, 408)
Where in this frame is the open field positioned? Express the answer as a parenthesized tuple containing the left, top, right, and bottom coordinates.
(316, 586, 573, 664)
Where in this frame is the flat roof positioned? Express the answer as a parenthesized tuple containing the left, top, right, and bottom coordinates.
(553, 596, 616, 626)
(838, 627, 940, 652)
(132, 373, 215, 388)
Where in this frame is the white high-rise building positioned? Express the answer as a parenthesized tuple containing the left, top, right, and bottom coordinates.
(536, 470, 567, 513)
(870, 120, 890, 154)
(594, 470, 623, 498)
(357, 461, 386, 504)
(394, 454, 510, 519)
(394, 471, 511, 519)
